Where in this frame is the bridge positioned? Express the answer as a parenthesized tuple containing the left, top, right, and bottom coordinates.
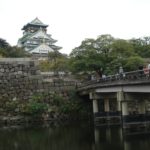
(77, 70, 150, 134)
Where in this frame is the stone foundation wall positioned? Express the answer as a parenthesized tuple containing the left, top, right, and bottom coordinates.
(0, 58, 41, 101)
(0, 58, 76, 102)
(0, 58, 79, 125)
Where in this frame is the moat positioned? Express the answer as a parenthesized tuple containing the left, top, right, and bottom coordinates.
(0, 122, 150, 150)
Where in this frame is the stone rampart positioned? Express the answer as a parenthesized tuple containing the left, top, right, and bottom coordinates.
(0, 58, 78, 124)
(0, 58, 76, 105)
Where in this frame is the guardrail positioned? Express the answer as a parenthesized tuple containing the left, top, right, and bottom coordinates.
(78, 69, 150, 88)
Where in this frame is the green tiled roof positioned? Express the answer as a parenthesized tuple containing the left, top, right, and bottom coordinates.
(22, 17, 48, 30)
(30, 17, 46, 26)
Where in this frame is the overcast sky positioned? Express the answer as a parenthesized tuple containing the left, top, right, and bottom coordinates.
(0, 0, 150, 54)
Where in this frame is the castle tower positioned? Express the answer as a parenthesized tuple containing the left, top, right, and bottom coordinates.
(17, 18, 61, 58)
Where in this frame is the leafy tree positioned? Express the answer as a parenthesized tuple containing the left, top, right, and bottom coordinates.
(69, 35, 114, 77)
(53, 55, 69, 72)
(0, 38, 29, 57)
(0, 38, 10, 49)
(0, 38, 10, 57)
(125, 56, 144, 71)
(109, 39, 137, 73)
(39, 51, 69, 72)
(111, 39, 134, 58)
(4, 46, 29, 57)
(48, 50, 61, 62)
(69, 35, 144, 77)
(38, 60, 51, 71)
(129, 37, 150, 58)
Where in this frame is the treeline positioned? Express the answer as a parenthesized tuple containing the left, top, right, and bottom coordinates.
(69, 34, 150, 77)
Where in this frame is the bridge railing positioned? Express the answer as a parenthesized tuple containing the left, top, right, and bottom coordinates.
(78, 69, 150, 88)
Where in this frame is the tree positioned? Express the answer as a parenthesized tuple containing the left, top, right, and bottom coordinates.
(129, 37, 150, 58)
(125, 56, 144, 71)
(48, 50, 61, 62)
(110, 39, 137, 73)
(0, 38, 10, 57)
(4, 46, 30, 57)
(39, 51, 69, 72)
(48, 51, 67, 73)
(69, 35, 114, 78)
(0, 38, 10, 49)
(0, 38, 29, 58)
(69, 35, 144, 78)
(53, 54, 69, 72)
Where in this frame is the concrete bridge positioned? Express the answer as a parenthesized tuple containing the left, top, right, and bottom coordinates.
(77, 70, 150, 134)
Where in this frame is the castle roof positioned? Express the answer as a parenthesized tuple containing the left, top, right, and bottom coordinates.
(19, 29, 56, 43)
(30, 18, 45, 25)
(30, 29, 56, 42)
(30, 43, 54, 54)
(22, 17, 48, 30)
(51, 45, 62, 50)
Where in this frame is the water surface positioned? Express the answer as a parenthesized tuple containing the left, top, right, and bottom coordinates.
(0, 123, 150, 150)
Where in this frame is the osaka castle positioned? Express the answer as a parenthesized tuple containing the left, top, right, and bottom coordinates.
(17, 17, 61, 58)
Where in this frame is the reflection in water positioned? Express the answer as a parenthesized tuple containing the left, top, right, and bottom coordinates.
(0, 124, 94, 150)
(94, 126, 150, 150)
(0, 123, 150, 150)
(94, 126, 123, 150)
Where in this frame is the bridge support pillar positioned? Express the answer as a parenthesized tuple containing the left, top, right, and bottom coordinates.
(117, 91, 124, 112)
(93, 99, 99, 114)
(122, 101, 129, 116)
(121, 100, 131, 134)
(104, 98, 109, 112)
(139, 101, 145, 114)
